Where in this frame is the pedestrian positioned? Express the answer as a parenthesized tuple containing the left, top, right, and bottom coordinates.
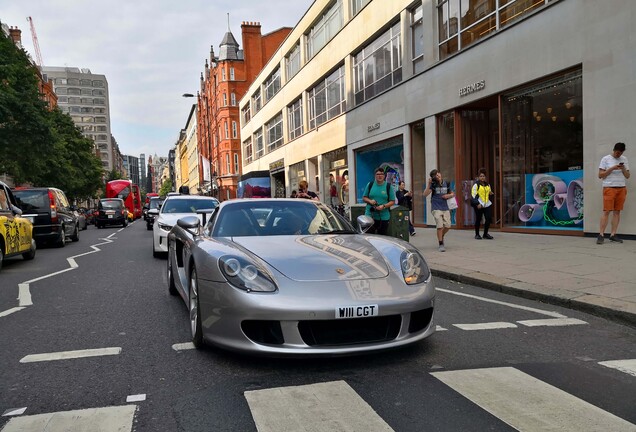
(597, 142, 630, 244)
(362, 167, 396, 235)
(396, 181, 416, 236)
(290, 190, 297, 198)
(423, 169, 455, 252)
(471, 168, 495, 239)
(296, 180, 319, 201)
(329, 173, 339, 207)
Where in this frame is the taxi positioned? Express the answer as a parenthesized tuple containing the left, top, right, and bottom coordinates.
(0, 181, 36, 271)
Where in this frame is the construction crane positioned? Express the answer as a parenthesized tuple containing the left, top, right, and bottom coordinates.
(26, 16, 44, 68)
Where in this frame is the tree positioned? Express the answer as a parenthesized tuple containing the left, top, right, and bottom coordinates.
(159, 178, 173, 196)
(106, 169, 123, 182)
(0, 25, 54, 182)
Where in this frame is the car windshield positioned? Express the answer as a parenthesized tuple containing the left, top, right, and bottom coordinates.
(212, 200, 355, 237)
(149, 198, 163, 210)
(13, 190, 48, 213)
(161, 198, 219, 214)
(100, 200, 122, 209)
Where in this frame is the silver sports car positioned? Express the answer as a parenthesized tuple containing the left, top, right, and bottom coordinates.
(167, 198, 435, 356)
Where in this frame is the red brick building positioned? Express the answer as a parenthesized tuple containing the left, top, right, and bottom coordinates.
(197, 22, 291, 199)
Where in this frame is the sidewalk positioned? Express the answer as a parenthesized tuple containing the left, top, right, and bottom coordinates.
(408, 227, 636, 327)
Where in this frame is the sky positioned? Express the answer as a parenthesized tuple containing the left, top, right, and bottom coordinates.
(1, 0, 313, 160)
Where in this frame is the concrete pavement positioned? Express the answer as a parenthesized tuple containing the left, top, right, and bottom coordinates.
(408, 227, 636, 327)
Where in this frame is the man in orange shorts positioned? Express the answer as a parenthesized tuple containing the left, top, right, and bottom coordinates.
(597, 142, 630, 244)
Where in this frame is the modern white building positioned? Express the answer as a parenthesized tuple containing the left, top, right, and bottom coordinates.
(42, 67, 113, 171)
(240, 0, 636, 237)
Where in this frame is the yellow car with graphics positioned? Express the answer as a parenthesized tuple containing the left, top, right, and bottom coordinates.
(0, 181, 36, 271)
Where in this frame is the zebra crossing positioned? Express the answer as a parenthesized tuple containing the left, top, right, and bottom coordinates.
(2, 360, 635, 431)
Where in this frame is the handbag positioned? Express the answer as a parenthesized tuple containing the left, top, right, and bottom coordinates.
(447, 196, 458, 210)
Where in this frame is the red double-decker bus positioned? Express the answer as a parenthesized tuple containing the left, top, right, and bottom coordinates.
(106, 180, 142, 219)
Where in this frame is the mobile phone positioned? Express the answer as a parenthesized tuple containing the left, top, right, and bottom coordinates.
(619, 162, 624, 166)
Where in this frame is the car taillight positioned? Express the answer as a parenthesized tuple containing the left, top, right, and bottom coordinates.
(48, 190, 58, 223)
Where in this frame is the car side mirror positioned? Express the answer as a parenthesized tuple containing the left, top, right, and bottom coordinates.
(356, 215, 375, 233)
(177, 215, 201, 236)
(11, 204, 22, 216)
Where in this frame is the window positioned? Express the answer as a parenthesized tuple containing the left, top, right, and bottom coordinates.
(92, 80, 104, 87)
(242, 104, 251, 124)
(81, 116, 94, 122)
(308, 65, 345, 130)
(230, 67, 235, 80)
(81, 107, 93, 113)
(95, 116, 106, 123)
(69, 106, 81, 113)
(254, 129, 264, 158)
(266, 113, 283, 152)
(58, 96, 68, 103)
(222, 69, 226, 81)
(94, 98, 105, 105)
(287, 98, 304, 140)
(67, 88, 80, 95)
(252, 89, 262, 114)
(306, 0, 343, 59)
(224, 121, 229, 139)
(94, 108, 106, 114)
(96, 125, 107, 132)
(438, 0, 550, 59)
(226, 154, 230, 173)
(81, 88, 92, 95)
(67, 78, 79, 85)
(80, 79, 92, 86)
(232, 121, 238, 138)
(244, 137, 253, 164)
(264, 68, 281, 102)
(351, 0, 371, 15)
(68, 97, 81, 104)
(81, 98, 93, 104)
(223, 93, 227, 106)
(411, 4, 424, 74)
(57, 78, 67, 85)
(56, 88, 68, 95)
(353, 22, 402, 105)
(234, 153, 239, 174)
(285, 43, 301, 80)
(231, 93, 236, 106)
(92, 89, 105, 96)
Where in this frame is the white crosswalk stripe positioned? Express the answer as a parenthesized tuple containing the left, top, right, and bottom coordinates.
(0, 405, 136, 431)
(598, 359, 636, 377)
(431, 367, 636, 432)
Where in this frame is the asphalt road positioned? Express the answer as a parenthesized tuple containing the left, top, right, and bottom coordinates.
(1, 221, 635, 431)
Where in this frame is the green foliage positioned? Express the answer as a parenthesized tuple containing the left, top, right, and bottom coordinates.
(0, 26, 104, 201)
(106, 169, 123, 181)
(159, 178, 173, 196)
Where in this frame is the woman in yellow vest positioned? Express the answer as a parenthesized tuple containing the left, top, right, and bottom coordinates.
(471, 168, 495, 239)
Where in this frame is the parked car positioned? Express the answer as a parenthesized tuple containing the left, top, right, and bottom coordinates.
(150, 195, 219, 258)
(145, 197, 164, 230)
(73, 207, 87, 230)
(0, 181, 37, 271)
(95, 198, 128, 228)
(12, 187, 80, 247)
(166, 198, 435, 356)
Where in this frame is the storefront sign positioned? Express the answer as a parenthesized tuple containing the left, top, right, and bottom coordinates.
(367, 122, 380, 132)
(459, 80, 486, 97)
(332, 159, 346, 168)
(269, 158, 285, 174)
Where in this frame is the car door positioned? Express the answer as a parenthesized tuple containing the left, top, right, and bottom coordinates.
(0, 184, 31, 255)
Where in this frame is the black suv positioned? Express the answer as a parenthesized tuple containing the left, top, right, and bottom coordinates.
(146, 197, 163, 230)
(13, 187, 80, 247)
(95, 198, 128, 228)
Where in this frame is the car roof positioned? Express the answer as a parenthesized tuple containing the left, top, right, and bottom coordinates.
(163, 195, 219, 201)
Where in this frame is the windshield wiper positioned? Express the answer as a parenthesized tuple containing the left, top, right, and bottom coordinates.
(321, 229, 355, 234)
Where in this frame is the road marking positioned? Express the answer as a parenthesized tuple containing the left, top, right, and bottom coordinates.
(0, 405, 136, 432)
(453, 322, 518, 330)
(172, 342, 195, 351)
(431, 367, 636, 432)
(245, 380, 393, 432)
(20, 347, 121, 363)
(126, 394, 146, 402)
(598, 359, 636, 377)
(435, 325, 448, 331)
(2, 407, 27, 417)
(0, 307, 25, 318)
(436, 287, 566, 318)
(0, 238, 115, 318)
(518, 318, 588, 327)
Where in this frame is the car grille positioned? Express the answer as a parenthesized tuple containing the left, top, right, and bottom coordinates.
(299, 315, 402, 346)
(408, 308, 434, 333)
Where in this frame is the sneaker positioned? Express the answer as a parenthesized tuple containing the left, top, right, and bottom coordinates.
(609, 235, 623, 243)
(475, 234, 482, 239)
(483, 234, 494, 240)
(438, 244, 446, 252)
(410, 232, 416, 236)
(596, 235, 604, 245)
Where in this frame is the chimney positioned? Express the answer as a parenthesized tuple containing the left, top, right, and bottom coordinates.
(9, 27, 22, 44)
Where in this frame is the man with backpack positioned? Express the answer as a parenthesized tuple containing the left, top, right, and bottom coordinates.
(362, 167, 396, 235)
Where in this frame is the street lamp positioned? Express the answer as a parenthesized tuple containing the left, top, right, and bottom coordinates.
(183, 92, 215, 196)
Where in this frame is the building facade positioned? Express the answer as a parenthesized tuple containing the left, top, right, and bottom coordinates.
(240, 0, 636, 237)
(42, 66, 113, 171)
(197, 22, 292, 200)
(123, 155, 140, 186)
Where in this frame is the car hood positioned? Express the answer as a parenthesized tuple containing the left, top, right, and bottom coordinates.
(158, 213, 204, 226)
(232, 235, 390, 282)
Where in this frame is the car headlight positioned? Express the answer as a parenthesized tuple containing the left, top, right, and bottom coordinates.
(219, 255, 277, 292)
(400, 250, 430, 285)
(158, 223, 172, 231)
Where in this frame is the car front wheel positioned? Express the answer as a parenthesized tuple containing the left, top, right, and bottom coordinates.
(189, 267, 204, 348)
(71, 224, 79, 242)
(56, 227, 66, 247)
(22, 240, 36, 260)
(167, 255, 178, 296)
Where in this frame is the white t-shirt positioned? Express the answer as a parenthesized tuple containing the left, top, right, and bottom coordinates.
(599, 154, 629, 187)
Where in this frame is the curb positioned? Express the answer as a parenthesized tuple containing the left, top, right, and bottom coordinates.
(430, 268, 636, 329)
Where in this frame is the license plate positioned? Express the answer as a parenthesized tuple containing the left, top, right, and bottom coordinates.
(335, 304, 379, 319)
(108, 215, 113, 218)
(25, 216, 34, 223)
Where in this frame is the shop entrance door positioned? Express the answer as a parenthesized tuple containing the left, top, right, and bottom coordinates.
(455, 106, 499, 229)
